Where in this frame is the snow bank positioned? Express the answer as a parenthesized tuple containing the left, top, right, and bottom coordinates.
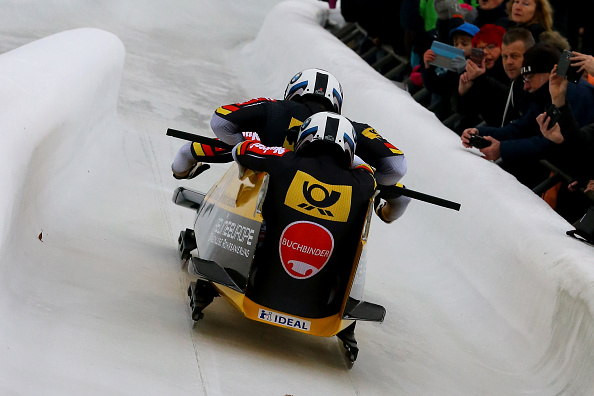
(0, 28, 125, 257)
(236, 1, 594, 393)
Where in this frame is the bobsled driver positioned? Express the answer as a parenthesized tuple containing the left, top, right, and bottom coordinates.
(232, 111, 375, 356)
(171, 68, 411, 223)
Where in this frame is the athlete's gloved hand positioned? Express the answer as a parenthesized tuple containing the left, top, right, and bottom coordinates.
(374, 196, 389, 223)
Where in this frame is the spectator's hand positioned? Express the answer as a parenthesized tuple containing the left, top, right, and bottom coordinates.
(571, 51, 594, 75)
(424, 49, 436, 69)
(536, 112, 564, 144)
(480, 136, 500, 160)
(461, 128, 479, 148)
(458, 72, 474, 95)
(549, 65, 568, 107)
(585, 181, 594, 201)
(451, 56, 467, 74)
(465, 58, 486, 80)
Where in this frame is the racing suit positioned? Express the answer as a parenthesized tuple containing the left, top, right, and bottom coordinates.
(232, 140, 376, 318)
(173, 97, 411, 222)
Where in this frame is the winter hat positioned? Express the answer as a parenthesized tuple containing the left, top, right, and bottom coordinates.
(520, 43, 560, 75)
(471, 24, 506, 48)
(449, 23, 480, 40)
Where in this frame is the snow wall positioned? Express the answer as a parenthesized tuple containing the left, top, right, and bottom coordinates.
(234, 1, 594, 392)
(0, 28, 125, 257)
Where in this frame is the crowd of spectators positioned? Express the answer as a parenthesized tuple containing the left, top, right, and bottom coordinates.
(325, 0, 594, 225)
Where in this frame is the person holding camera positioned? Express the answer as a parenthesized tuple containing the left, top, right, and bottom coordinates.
(461, 44, 594, 188)
(420, 22, 480, 120)
(451, 24, 508, 130)
(536, 64, 594, 221)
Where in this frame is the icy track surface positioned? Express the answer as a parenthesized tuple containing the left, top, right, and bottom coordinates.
(1, 1, 594, 395)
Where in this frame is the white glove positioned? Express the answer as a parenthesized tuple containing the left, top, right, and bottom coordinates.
(451, 56, 467, 74)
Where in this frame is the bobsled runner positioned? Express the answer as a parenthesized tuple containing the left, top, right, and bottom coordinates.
(170, 129, 460, 365)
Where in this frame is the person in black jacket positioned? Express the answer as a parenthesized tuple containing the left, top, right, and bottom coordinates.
(462, 44, 594, 188)
(172, 69, 411, 223)
(504, 0, 554, 42)
(536, 65, 594, 221)
(233, 111, 376, 358)
(420, 22, 479, 120)
(452, 23, 509, 130)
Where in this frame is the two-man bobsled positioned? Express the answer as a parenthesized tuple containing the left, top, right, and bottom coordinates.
(169, 130, 460, 365)
(173, 162, 383, 364)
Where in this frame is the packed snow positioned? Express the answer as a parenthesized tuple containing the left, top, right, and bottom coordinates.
(1, 0, 593, 395)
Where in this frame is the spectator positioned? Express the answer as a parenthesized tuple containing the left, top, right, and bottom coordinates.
(474, 0, 510, 27)
(536, 66, 594, 221)
(420, 22, 480, 119)
(451, 23, 508, 130)
(461, 43, 594, 188)
(505, 0, 554, 41)
(538, 30, 570, 52)
(499, 28, 536, 125)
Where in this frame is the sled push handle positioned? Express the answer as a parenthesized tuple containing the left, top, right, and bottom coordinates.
(167, 128, 233, 149)
(167, 128, 461, 211)
(377, 185, 461, 211)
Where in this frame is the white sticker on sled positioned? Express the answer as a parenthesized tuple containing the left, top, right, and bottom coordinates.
(258, 309, 311, 331)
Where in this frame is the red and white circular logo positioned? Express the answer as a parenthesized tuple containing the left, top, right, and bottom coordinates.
(279, 221, 334, 279)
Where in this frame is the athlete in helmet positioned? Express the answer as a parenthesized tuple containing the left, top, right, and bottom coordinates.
(232, 112, 376, 359)
(171, 68, 410, 223)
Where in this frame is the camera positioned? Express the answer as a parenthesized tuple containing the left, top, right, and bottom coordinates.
(557, 50, 583, 84)
(470, 48, 485, 66)
(468, 135, 491, 149)
(545, 104, 561, 128)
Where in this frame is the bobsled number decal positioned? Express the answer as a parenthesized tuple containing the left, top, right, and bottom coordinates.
(258, 309, 311, 331)
(284, 171, 352, 222)
(279, 221, 334, 280)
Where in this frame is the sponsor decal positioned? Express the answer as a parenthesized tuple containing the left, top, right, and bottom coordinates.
(242, 131, 261, 142)
(208, 217, 256, 258)
(258, 309, 311, 331)
(284, 171, 352, 222)
(246, 142, 287, 156)
(279, 221, 334, 279)
(361, 127, 382, 140)
(290, 72, 302, 84)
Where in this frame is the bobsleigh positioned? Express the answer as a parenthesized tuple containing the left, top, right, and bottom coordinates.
(169, 130, 461, 365)
(174, 163, 386, 364)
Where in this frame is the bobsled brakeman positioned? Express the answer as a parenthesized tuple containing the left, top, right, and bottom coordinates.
(168, 120, 460, 365)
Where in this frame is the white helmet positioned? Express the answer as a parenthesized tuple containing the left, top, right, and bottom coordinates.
(284, 69, 343, 113)
(295, 112, 356, 166)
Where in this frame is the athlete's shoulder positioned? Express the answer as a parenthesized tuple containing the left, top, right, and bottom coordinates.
(353, 162, 374, 175)
(215, 97, 277, 116)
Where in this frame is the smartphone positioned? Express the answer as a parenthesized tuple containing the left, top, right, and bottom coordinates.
(468, 135, 491, 149)
(470, 48, 485, 66)
(557, 50, 584, 84)
(545, 104, 561, 128)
